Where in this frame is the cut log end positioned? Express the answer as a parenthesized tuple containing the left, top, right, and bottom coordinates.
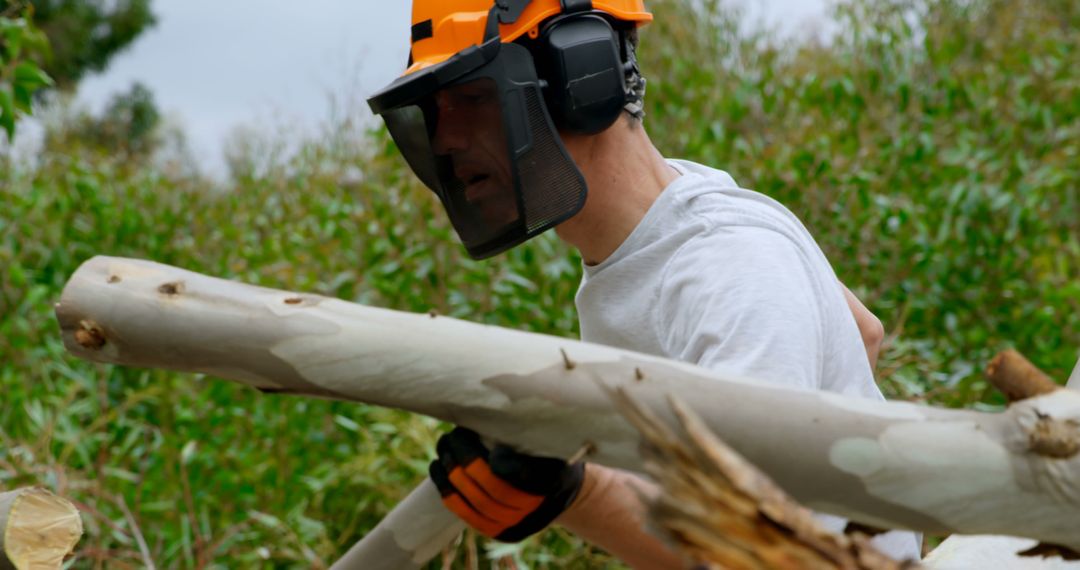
(0, 487, 83, 570)
(986, 349, 1059, 403)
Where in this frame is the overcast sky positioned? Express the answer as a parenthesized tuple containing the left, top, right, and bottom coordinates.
(72, 0, 831, 175)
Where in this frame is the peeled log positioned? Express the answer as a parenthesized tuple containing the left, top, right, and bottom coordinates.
(0, 487, 83, 570)
(55, 256, 1080, 567)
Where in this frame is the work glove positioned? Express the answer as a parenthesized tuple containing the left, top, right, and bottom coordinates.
(429, 427, 585, 542)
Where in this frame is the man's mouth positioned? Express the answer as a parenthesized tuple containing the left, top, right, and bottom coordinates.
(465, 173, 489, 186)
(463, 173, 494, 203)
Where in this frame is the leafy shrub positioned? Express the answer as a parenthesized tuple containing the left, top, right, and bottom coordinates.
(641, 0, 1078, 405)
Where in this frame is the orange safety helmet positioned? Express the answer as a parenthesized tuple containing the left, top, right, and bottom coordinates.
(368, 0, 653, 259)
(406, 0, 652, 75)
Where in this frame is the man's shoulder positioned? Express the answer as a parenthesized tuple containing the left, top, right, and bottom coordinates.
(657, 162, 840, 315)
(665, 159, 808, 236)
(667, 159, 740, 189)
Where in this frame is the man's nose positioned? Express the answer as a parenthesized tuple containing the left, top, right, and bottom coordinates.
(432, 105, 468, 155)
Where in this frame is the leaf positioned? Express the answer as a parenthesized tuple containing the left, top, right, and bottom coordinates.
(14, 61, 53, 90)
(104, 466, 140, 483)
(0, 87, 15, 140)
(22, 28, 50, 56)
(333, 414, 360, 432)
(1, 19, 25, 60)
(248, 510, 284, 529)
(180, 440, 198, 465)
(13, 84, 31, 113)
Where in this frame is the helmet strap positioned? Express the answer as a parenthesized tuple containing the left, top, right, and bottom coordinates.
(560, 0, 593, 13)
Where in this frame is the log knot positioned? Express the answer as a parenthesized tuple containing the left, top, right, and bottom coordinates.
(74, 320, 106, 350)
(1019, 542, 1080, 561)
(1028, 413, 1080, 459)
(158, 281, 185, 296)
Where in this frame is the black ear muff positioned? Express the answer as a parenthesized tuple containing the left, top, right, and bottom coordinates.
(539, 14, 627, 135)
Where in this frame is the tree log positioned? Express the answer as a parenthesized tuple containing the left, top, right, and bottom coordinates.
(0, 487, 83, 570)
(55, 256, 1080, 567)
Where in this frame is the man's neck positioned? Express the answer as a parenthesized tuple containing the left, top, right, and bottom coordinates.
(555, 120, 680, 265)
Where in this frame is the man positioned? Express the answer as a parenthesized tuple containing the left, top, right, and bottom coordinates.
(367, 0, 919, 565)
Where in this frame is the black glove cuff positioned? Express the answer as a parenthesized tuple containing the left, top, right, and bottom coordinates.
(494, 461, 586, 543)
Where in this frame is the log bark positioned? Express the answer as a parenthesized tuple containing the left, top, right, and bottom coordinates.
(0, 487, 83, 570)
(55, 256, 1080, 567)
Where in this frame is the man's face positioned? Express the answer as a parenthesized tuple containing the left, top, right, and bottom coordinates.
(432, 79, 518, 229)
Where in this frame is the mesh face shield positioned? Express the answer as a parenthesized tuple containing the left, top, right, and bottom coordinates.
(368, 42, 587, 259)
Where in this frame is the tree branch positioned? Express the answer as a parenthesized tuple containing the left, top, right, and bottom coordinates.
(54, 256, 1080, 568)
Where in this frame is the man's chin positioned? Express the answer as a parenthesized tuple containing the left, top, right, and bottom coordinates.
(475, 206, 520, 232)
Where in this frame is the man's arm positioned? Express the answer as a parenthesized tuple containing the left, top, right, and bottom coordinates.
(839, 283, 884, 369)
(557, 464, 685, 569)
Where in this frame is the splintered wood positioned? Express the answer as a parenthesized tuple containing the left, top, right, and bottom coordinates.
(612, 389, 916, 570)
(0, 487, 82, 570)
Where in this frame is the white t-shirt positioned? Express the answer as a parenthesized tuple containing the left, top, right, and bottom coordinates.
(575, 159, 921, 560)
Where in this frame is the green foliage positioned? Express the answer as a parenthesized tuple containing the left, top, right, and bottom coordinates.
(0, 0, 1077, 567)
(640, 0, 1079, 405)
(0, 4, 52, 141)
(4, 0, 156, 90)
(43, 81, 163, 158)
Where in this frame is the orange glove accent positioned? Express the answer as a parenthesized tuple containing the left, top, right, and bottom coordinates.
(430, 427, 585, 542)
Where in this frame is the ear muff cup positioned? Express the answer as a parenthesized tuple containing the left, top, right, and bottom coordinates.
(538, 14, 627, 135)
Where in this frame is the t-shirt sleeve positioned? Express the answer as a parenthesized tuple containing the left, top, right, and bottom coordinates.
(655, 225, 826, 391)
